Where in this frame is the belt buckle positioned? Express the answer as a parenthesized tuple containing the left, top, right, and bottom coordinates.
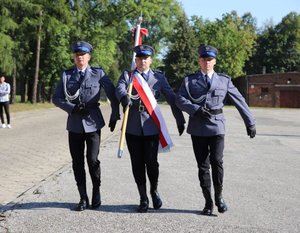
(139, 105, 145, 112)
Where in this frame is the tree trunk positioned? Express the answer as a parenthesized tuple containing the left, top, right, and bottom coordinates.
(10, 63, 17, 104)
(20, 76, 27, 103)
(32, 11, 42, 104)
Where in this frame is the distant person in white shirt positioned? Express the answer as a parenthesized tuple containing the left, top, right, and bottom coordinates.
(0, 76, 11, 128)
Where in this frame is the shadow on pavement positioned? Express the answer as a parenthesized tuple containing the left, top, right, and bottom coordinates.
(97, 204, 200, 215)
(1, 202, 74, 212)
(258, 133, 300, 137)
(2, 202, 202, 216)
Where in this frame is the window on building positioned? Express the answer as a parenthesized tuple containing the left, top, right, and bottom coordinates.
(261, 87, 269, 95)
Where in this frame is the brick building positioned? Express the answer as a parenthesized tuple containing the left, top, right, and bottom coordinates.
(233, 72, 300, 108)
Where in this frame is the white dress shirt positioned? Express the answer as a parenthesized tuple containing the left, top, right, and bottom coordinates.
(0, 82, 10, 102)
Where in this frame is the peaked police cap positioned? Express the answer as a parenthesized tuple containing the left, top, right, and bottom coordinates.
(198, 45, 218, 58)
(134, 45, 154, 57)
(71, 41, 93, 53)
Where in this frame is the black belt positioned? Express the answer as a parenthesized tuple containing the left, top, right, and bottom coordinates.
(131, 104, 147, 112)
(85, 102, 100, 109)
(207, 108, 223, 115)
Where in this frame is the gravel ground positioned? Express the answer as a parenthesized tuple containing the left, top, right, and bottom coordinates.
(1, 106, 300, 233)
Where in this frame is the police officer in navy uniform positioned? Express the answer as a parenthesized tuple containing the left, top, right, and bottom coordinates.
(53, 41, 120, 211)
(176, 45, 256, 215)
(115, 45, 186, 213)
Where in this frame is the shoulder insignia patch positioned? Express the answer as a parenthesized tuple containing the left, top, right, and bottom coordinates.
(217, 73, 231, 79)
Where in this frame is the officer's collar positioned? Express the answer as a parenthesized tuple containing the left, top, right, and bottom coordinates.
(77, 65, 89, 74)
(77, 68, 87, 73)
(137, 68, 150, 76)
(201, 71, 214, 79)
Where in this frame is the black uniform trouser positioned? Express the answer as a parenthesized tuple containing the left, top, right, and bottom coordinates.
(68, 130, 101, 188)
(191, 135, 225, 188)
(126, 133, 159, 186)
(0, 101, 10, 124)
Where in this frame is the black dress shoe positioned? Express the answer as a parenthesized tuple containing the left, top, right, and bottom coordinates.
(75, 198, 89, 211)
(92, 189, 101, 209)
(202, 201, 213, 216)
(137, 199, 149, 213)
(216, 198, 228, 213)
(151, 191, 162, 210)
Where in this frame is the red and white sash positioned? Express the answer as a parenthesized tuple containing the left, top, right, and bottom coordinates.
(132, 72, 173, 152)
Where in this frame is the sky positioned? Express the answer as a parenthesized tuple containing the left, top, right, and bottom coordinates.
(180, 0, 300, 28)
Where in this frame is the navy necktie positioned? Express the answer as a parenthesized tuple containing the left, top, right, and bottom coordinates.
(205, 74, 211, 89)
(79, 71, 85, 81)
(142, 72, 148, 81)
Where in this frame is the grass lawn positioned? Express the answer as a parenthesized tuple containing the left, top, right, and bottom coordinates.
(9, 100, 110, 113)
(9, 102, 55, 113)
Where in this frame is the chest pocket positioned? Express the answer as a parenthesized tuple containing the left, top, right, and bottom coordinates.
(148, 78, 161, 100)
(189, 82, 207, 100)
(211, 89, 226, 104)
(67, 80, 81, 96)
(82, 82, 100, 96)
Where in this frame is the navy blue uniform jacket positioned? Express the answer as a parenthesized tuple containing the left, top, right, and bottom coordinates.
(53, 65, 119, 133)
(176, 72, 255, 136)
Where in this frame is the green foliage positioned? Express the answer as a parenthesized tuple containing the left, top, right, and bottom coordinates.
(245, 12, 300, 74)
(164, 12, 198, 89)
(192, 11, 257, 78)
(0, 33, 15, 74)
(0, 0, 299, 104)
(0, 2, 18, 74)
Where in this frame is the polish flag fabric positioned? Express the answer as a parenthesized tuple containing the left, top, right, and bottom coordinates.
(132, 72, 173, 153)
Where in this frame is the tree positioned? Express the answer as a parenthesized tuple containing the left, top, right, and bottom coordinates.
(245, 12, 300, 74)
(115, 0, 184, 77)
(0, 5, 17, 75)
(192, 11, 256, 78)
(6, 1, 299, 105)
(270, 12, 300, 72)
(38, 0, 73, 102)
(164, 12, 198, 89)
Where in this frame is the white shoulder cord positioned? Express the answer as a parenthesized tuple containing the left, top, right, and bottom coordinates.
(63, 72, 80, 102)
(184, 77, 206, 104)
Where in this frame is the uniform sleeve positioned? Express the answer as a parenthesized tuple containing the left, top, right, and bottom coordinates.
(99, 71, 120, 121)
(52, 72, 75, 114)
(115, 71, 129, 101)
(226, 79, 256, 127)
(175, 77, 200, 116)
(160, 75, 185, 126)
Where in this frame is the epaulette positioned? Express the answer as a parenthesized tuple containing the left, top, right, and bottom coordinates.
(153, 69, 163, 74)
(217, 73, 231, 79)
(91, 66, 102, 71)
(187, 73, 196, 77)
(91, 66, 104, 75)
(185, 72, 199, 78)
(63, 67, 75, 75)
(64, 67, 75, 72)
(153, 70, 165, 79)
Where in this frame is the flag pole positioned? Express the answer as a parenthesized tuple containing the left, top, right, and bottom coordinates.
(117, 14, 144, 158)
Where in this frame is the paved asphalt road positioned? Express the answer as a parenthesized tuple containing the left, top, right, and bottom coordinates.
(0, 105, 299, 233)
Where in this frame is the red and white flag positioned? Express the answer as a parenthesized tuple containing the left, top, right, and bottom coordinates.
(132, 72, 173, 152)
